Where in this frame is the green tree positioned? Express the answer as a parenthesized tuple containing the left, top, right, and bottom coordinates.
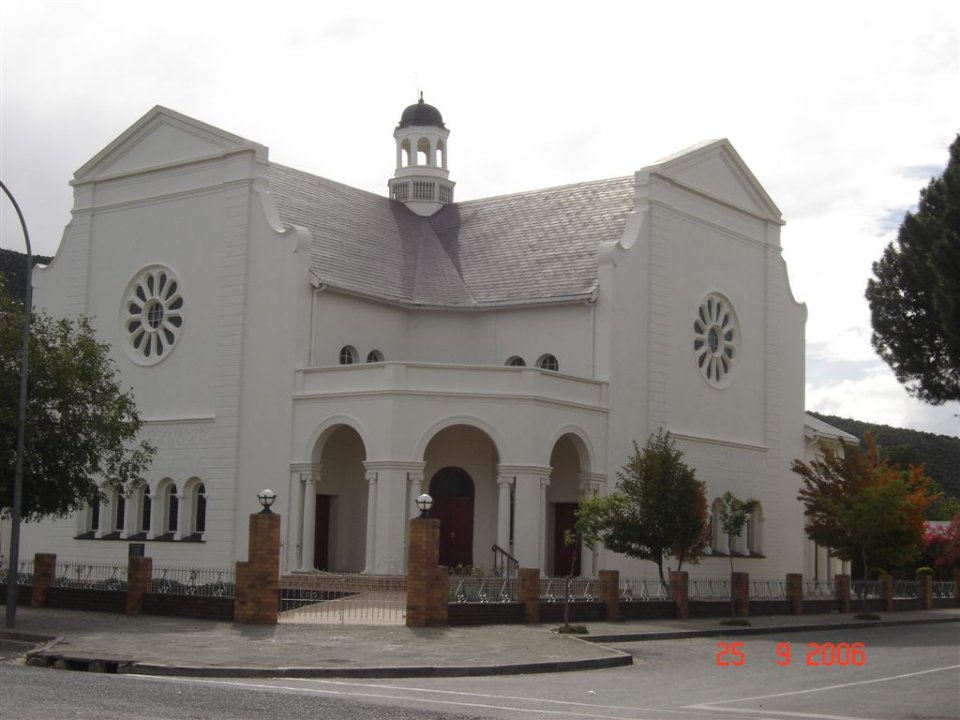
(865, 134, 960, 404)
(0, 287, 155, 521)
(574, 431, 709, 586)
(791, 435, 938, 615)
(717, 491, 759, 619)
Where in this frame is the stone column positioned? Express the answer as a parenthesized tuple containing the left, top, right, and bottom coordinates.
(369, 462, 414, 575)
(235, 511, 281, 624)
(174, 493, 187, 541)
(126, 557, 152, 615)
(538, 476, 551, 571)
(299, 471, 317, 571)
(31, 553, 56, 608)
(505, 466, 551, 570)
(364, 471, 378, 574)
(835, 573, 852, 614)
(599, 569, 619, 621)
(407, 470, 425, 524)
(786, 573, 803, 615)
(670, 570, 689, 619)
(496, 475, 514, 552)
(578, 475, 604, 578)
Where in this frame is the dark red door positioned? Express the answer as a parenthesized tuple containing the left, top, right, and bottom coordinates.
(429, 467, 474, 569)
(554, 503, 580, 576)
(314, 494, 332, 571)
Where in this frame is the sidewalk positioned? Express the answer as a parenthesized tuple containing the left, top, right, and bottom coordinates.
(1, 606, 956, 678)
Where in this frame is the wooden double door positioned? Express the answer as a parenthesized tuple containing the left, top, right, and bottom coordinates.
(430, 467, 474, 569)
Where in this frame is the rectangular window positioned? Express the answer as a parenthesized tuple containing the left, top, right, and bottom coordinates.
(115, 495, 125, 531)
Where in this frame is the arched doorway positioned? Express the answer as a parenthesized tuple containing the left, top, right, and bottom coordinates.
(310, 424, 367, 572)
(430, 467, 474, 568)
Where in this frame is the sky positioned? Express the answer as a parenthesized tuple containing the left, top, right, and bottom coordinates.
(1, 0, 958, 437)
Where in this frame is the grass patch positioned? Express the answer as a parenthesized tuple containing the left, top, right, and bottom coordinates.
(720, 618, 752, 626)
(555, 623, 589, 634)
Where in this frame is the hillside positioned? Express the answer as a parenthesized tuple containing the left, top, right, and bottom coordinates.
(808, 412, 960, 498)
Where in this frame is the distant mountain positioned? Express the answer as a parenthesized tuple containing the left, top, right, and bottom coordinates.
(808, 412, 960, 498)
(0, 248, 53, 303)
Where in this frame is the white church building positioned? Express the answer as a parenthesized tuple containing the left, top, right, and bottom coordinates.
(14, 98, 848, 581)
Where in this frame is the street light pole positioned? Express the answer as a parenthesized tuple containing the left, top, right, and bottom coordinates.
(1, 179, 32, 629)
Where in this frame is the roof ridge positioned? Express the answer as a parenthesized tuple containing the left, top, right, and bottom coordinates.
(268, 161, 389, 204)
(454, 174, 634, 206)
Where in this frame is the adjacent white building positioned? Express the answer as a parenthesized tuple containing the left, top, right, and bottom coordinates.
(13, 98, 842, 580)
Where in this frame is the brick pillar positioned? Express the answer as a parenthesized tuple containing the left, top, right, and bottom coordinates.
(405, 517, 447, 627)
(732, 572, 749, 618)
(519, 567, 541, 623)
(670, 570, 688, 619)
(786, 573, 803, 615)
(31, 553, 56, 608)
(919, 575, 932, 610)
(234, 512, 281, 624)
(879, 573, 893, 612)
(599, 570, 619, 621)
(835, 574, 851, 613)
(126, 557, 153, 615)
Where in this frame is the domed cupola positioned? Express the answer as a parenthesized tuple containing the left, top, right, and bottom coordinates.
(389, 93, 455, 216)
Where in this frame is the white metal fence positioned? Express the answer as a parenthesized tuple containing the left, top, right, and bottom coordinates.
(278, 573, 406, 625)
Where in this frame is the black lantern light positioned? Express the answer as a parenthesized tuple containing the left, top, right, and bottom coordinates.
(415, 493, 433, 518)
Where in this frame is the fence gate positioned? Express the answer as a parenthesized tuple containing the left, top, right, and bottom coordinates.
(278, 573, 406, 625)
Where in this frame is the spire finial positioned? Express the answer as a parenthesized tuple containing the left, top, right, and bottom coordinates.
(419, 90, 424, 102)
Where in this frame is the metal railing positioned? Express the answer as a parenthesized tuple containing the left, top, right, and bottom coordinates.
(450, 576, 519, 603)
(150, 566, 235, 598)
(689, 577, 731, 600)
(804, 579, 835, 600)
(932, 581, 954, 599)
(620, 578, 669, 602)
(491, 544, 519, 578)
(0, 558, 34, 586)
(53, 561, 127, 591)
(750, 579, 786, 600)
(852, 580, 881, 600)
(893, 580, 920, 599)
(541, 576, 596, 602)
(279, 573, 405, 624)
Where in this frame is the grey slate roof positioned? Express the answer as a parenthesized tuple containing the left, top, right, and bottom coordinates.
(266, 163, 636, 307)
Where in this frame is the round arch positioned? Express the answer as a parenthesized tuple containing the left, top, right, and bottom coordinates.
(414, 415, 505, 462)
(304, 415, 370, 465)
(546, 425, 595, 474)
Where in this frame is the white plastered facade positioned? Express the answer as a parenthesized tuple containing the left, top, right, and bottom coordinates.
(13, 105, 821, 581)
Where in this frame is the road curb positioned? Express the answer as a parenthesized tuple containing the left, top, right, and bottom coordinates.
(586, 615, 960, 643)
(23, 647, 632, 678)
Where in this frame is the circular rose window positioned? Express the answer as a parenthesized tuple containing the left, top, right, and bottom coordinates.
(121, 266, 184, 366)
(693, 293, 738, 388)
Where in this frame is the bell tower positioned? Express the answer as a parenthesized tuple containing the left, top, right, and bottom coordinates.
(388, 93, 454, 216)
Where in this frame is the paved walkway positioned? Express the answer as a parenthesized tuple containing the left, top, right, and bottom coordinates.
(1, 605, 956, 678)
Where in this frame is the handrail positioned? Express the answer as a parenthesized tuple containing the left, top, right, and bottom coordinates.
(491, 545, 519, 578)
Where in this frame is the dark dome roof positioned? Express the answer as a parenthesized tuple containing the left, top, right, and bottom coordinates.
(399, 95, 445, 129)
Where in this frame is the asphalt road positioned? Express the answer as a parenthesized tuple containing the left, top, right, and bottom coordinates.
(2, 622, 958, 719)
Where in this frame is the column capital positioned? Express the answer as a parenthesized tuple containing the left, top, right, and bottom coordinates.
(496, 474, 515, 488)
(365, 470, 378, 484)
(496, 464, 552, 477)
(407, 471, 424, 484)
(540, 476, 551, 489)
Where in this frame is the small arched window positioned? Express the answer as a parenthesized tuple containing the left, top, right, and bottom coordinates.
(115, 493, 126, 533)
(747, 504, 763, 555)
(536, 354, 559, 372)
(194, 483, 207, 535)
(141, 488, 152, 534)
(506, 356, 526, 367)
(166, 484, 179, 534)
(366, 350, 384, 363)
(339, 345, 358, 365)
(711, 498, 727, 554)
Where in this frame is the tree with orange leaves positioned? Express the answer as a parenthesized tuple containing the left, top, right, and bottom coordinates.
(791, 434, 938, 616)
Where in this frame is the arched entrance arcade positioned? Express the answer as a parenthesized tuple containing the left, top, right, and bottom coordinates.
(297, 424, 369, 573)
